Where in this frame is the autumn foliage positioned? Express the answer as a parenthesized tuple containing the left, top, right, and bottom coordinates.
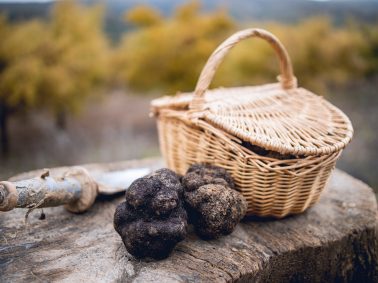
(0, 0, 378, 153)
(115, 2, 377, 95)
(0, 0, 109, 152)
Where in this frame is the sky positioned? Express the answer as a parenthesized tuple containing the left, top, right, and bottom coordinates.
(2, 0, 376, 3)
(0, 0, 55, 2)
(3, 0, 377, 2)
(0, 0, 358, 3)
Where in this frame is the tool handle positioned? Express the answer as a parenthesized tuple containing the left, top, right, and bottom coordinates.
(0, 167, 98, 213)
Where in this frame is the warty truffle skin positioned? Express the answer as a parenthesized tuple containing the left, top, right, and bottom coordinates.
(183, 164, 247, 239)
(114, 168, 188, 260)
(182, 164, 235, 192)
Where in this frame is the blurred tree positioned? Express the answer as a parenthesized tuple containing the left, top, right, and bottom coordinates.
(114, 1, 235, 93)
(359, 23, 378, 76)
(0, 17, 46, 154)
(114, 2, 377, 96)
(214, 17, 370, 95)
(175, 0, 201, 21)
(41, 0, 109, 129)
(0, 1, 109, 154)
(125, 5, 162, 27)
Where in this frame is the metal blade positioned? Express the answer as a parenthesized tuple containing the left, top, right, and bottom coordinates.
(93, 167, 153, 195)
(1, 158, 164, 213)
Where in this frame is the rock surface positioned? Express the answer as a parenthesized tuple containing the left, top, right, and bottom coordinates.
(0, 159, 377, 283)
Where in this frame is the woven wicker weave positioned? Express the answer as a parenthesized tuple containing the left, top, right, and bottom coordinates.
(151, 28, 353, 218)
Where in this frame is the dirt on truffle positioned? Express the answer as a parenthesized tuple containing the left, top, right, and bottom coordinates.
(182, 164, 235, 192)
(183, 164, 247, 239)
(114, 168, 188, 260)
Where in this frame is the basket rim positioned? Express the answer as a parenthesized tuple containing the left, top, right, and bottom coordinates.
(151, 84, 354, 157)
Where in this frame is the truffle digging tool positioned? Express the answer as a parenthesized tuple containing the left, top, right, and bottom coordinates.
(0, 158, 163, 213)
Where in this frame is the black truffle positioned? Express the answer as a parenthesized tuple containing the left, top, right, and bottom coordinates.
(183, 164, 247, 239)
(182, 164, 235, 192)
(114, 168, 188, 260)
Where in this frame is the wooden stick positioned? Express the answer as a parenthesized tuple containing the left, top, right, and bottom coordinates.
(0, 167, 97, 213)
(0, 158, 163, 213)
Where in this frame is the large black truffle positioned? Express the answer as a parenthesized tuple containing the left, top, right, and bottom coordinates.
(183, 164, 247, 239)
(114, 168, 188, 260)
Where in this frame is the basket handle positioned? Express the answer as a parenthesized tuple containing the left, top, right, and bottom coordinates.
(189, 28, 297, 111)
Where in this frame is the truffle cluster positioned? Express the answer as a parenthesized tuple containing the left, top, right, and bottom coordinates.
(182, 164, 247, 239)
(114, 169, 187, 260)
(114, 164, 247, 260)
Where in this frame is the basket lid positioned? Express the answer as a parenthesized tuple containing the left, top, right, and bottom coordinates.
(151, 29, 353, 156)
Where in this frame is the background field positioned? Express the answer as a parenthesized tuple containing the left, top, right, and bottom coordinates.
(0, 0, 377, 193)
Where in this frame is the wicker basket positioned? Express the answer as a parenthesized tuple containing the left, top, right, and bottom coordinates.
(151, 28, 353, 218)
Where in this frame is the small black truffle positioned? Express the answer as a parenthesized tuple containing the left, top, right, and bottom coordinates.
(183, 164, 247, 239)
(182, 164, 235, 192)
(114, 168, 188, 260)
